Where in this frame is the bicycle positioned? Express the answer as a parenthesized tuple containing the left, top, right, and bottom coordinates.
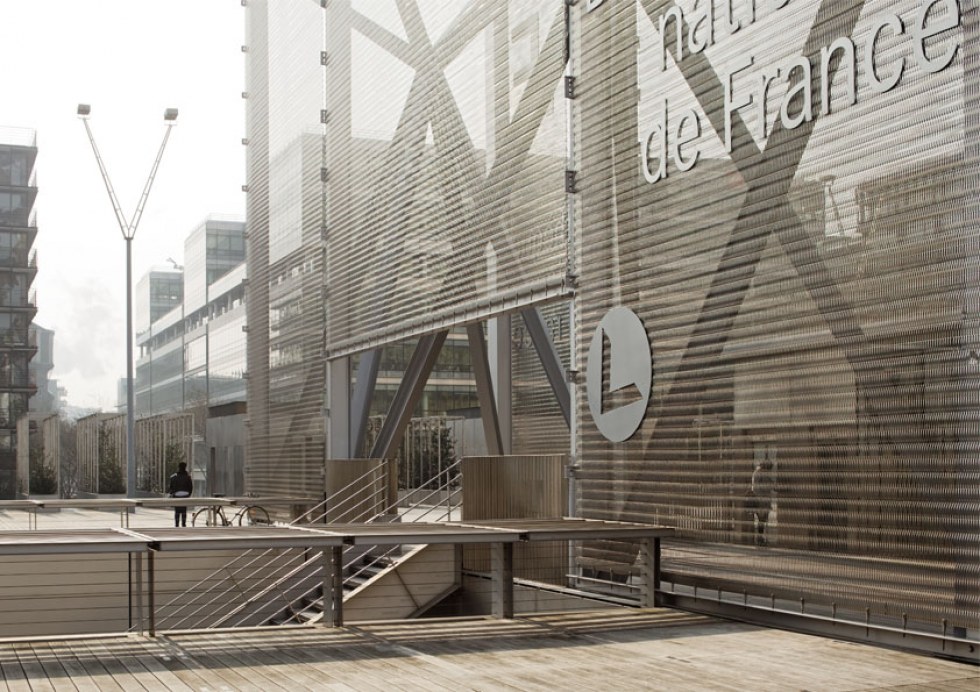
(191, 504, 271, 527)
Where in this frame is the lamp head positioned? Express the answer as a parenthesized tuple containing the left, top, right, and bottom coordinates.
(77, 104, 91, 117)
(163, 108, 179, 122)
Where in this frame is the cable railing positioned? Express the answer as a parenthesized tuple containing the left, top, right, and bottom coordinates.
(154, 457, 463, 631)
(156, 462, 387, 630)
(279, 463, 463, 626)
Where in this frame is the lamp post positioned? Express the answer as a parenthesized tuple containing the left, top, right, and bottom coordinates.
(77, 104, 178, 498)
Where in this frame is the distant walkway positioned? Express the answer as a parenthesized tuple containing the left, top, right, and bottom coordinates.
(0, 608, 975, 690)
(0, 505, 176, 531)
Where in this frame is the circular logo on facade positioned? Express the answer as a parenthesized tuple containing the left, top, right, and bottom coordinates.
(586, 306, 652, 442)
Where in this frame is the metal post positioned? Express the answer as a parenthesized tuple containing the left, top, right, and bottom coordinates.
(148, 549, 156, 636)
(639, 536, 661, 608)
(325, 545, 344, 627)
(491, 542, 514, 619)
(76, 106, 176, 500)
(126, 236, 135, 498)
(134, 552, 144, 635)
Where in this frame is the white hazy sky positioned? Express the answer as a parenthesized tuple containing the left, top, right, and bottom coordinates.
(0, 1, 245, 410)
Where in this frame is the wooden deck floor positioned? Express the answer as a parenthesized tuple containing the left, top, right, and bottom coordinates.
(0, 609, 975, 691)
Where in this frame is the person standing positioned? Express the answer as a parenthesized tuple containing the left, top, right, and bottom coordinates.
(168, 461, 193, 527)
(749, 460, 774, 545)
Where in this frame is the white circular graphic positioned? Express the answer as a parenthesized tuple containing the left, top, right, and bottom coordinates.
(586, 307, 652, 442)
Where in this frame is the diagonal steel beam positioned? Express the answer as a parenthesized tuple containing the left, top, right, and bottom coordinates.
(521, 307, 570, 427)
(370, 331, 448, 460)
(351, 349, 382, 458)
(349, 8, 413, 64)
(466, 322, 504, 455)
(367, 2, 567, 303)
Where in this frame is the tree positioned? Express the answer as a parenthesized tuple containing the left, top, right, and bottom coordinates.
(164, 440, 185, 477)
(98, 426, 125, 494)
(28, 430, 57, 495)
(29, 462, 57, 495)
(403, 421, 456, 490)
(59, 419, 78, 499)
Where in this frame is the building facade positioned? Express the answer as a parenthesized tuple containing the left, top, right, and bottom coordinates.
(28, 323, 57, 415)
(243, 0, 978, 653)
(0, 129, 39, 499)
(130, 216, 247, 495)
(134, 216, 247, 417)
(75, 412, 125, 496)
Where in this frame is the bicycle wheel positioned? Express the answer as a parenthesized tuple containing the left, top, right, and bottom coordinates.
(192, 507, 229, 527)
(191, 507, 211, 527)
(236, 505, 270, 526)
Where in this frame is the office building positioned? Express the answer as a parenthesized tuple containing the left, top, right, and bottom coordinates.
(0, 128, 39, 499)
(131, 215, 246, 495)
(134, 215, 246, 417)
(28, 323, 57, 415)
(242, 0, 978, 654)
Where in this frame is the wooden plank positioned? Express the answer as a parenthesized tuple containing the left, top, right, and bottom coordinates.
(62, 640, 125, 692)
(113, 639, 195, 692)
(0, 608, 970, 691)
(24, 642, 77, 692)
(256, 629, 392, 692)
(209, 631, 330, 690)
(75, 638, 149, 691)
(0, 649, 10, 692)
(0, 644, 29, 692)
(90, 638, 189, 692)
(10, 642, 56, 692)
(163, 633, 289, 692)
(135, 636, 216, 692)
(40, 642, 100, 692)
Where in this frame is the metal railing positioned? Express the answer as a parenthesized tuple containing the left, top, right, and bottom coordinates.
(280, 460, 463, 626)
(156, 458, 463, 630)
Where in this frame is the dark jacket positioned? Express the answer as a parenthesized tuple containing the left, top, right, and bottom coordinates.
(169, 470, 193, 498)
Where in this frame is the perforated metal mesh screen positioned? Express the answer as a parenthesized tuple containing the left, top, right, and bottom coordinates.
(572, 0, 978, 629)
(245, 0, 328, 498)
(245, 0, 979, 634)
(322, 1, 571, 358)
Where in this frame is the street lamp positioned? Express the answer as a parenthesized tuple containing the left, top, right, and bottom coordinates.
(77, 104, 178, 498)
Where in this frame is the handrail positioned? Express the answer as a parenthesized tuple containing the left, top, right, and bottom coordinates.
(278, 467, 464, 625)
(156, 462, 389, 627)
(153, 456, 464, 631)
(220, 460, 463, 628)
(294, 462, 388, 523)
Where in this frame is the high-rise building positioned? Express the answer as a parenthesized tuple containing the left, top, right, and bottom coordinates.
(27, 323, 56, 415)
(131, 215, 247, 496)
(134, 216, 246, 417)
(0, 128, 39, 499)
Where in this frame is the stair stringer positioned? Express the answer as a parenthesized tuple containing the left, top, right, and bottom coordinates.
(342, 543, 461, 622)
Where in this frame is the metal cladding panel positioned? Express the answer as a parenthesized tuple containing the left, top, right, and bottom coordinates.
(512, 302, 571, 454)
(572, 0, 978, 632)
(245, 0, 328, 499)
(323, 1, 571, 358)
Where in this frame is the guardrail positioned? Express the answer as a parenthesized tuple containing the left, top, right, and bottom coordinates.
(0, 497, 312, 530)
(0, 519, 672, 639)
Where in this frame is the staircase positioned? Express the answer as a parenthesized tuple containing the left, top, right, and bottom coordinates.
(153, 458, 464, 631)
(273, 543, 460, 625)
